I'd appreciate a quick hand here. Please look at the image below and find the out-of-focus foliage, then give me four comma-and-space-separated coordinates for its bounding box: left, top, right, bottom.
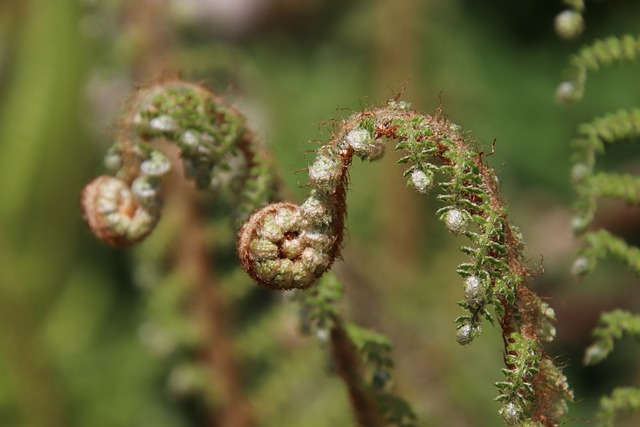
559, 2, 640, 424
1, 0, 640, 426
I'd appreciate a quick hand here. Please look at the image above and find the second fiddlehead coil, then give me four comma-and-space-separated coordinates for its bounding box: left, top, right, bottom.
81, 80, 278, 246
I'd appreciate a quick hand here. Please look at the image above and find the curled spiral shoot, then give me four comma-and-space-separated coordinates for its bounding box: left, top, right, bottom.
238, 126, 384, 290
81, 175, 162, 246
81, 80, 277, 246
237, 99, 572, 424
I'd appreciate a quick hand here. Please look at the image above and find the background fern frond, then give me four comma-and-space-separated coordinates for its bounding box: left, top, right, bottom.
557, 35, 640, 104
597, 387, 640, 427
560, 5, 640, 425
584, 309, 640, 365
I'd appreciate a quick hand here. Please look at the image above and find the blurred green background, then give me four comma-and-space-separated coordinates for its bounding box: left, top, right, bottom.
1, 0, 639, 426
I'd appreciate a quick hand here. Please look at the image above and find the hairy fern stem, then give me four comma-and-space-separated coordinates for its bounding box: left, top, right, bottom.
238, 100, 572, 425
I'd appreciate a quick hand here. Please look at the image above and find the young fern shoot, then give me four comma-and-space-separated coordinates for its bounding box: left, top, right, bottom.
238, 100, 573, 425
80, 81, 282, 426
81, 80, 278, 246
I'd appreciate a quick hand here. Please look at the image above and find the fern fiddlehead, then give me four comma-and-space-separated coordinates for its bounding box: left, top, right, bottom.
80, 80, 282, 426
238, 124, 386, 290
81, 80, 278, 246
238, 100, 572, 425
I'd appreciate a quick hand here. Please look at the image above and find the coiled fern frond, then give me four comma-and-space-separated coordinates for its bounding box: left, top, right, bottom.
238, 100, 573, 426
81, 80, 278, 246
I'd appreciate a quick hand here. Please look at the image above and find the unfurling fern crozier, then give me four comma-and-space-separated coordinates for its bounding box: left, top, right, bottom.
237, 99, 573, 426
81, 81, 278, 247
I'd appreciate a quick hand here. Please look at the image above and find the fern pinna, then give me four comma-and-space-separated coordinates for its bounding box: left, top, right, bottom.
557, 5, 640, 425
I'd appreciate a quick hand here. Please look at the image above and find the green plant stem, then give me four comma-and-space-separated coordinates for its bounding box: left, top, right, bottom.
329, 319, 384, 427
297, 274, 416, 426
172, 179, 255, 427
